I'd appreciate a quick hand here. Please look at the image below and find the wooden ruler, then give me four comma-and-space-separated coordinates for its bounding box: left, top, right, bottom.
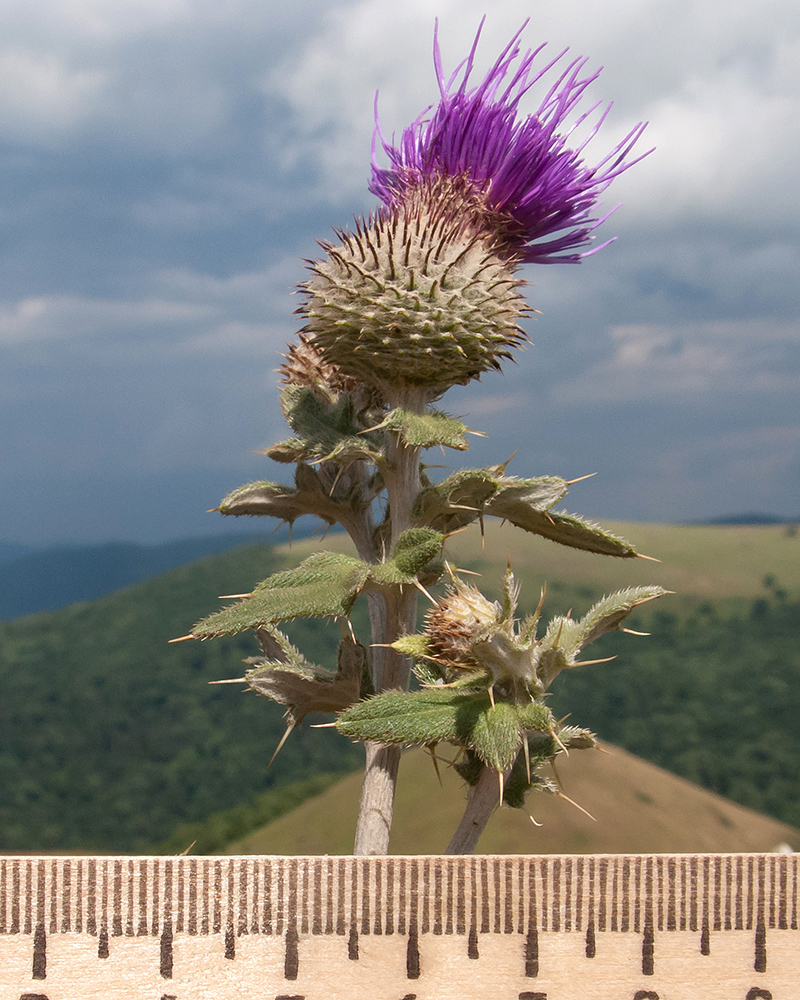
0, 854, 794, 999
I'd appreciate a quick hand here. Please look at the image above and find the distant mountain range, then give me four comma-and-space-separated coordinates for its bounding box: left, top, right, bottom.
0, 526, 319, 620
696, 513, 798, 526
0, 512, 795, 621
1, 522, 797, 854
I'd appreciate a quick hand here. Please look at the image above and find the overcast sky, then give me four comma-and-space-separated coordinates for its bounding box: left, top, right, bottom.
2, 0, 798, 545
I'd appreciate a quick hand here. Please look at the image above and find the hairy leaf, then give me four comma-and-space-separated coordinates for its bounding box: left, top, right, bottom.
376, 407, 470, 450
415, 469, 568, 535
265, 384, 381, 465
336, 688, 557, 771
246, 638, 365, 724
512, 509, 640, 557
189, 552, 371, 638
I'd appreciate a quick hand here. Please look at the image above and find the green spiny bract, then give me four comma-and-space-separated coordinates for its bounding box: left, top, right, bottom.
300, 186, 528, 398
335, 568, 662, 802
245, 634, 367, 727
396, 569, 667, 700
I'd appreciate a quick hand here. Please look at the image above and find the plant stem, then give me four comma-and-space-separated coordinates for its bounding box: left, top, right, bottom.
353, 743, 401, 854
352, 392, 424, 854
445, 764, 505, 854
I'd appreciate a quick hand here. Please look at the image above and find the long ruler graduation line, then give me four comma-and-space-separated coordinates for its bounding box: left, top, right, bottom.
1, 854, 796, 999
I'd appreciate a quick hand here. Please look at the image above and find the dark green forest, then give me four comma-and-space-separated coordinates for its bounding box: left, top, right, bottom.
549, 586, 800, 827
1, 539, 798, 852
0, 543, 363, 852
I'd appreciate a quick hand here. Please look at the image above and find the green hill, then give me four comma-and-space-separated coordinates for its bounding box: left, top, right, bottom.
1, 519, 798, 853
225, 744, 800, 856
0, 541, 362, 853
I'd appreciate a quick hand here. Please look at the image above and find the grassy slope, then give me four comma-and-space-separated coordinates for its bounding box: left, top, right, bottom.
284, 519, 800, 601
228, 745, 800, 856
219, 519, 800, 856
2, 519, 795, 853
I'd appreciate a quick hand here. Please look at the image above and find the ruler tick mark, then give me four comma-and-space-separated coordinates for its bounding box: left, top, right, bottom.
468, 924, 479, 959
585, 920, 595, 958
348, 926, 359, 960
32, 923, 46, 980
700, 917, 710, 955
160, 925, 173, 979
285, 921, 299, 980
754, 916, 767, 973
525, 923, 538, 978
641, 915, 654, 976
406, 926, 420, 979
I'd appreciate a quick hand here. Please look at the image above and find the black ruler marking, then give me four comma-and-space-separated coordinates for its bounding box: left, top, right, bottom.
0, 853, 796, 962
445, 856, 454, 935
360, 858, 371, 936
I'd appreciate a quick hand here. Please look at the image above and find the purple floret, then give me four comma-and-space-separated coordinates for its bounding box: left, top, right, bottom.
370, 19, 650, 264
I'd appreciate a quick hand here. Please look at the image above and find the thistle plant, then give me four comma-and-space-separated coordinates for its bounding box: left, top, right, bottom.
175, 19, 664, 855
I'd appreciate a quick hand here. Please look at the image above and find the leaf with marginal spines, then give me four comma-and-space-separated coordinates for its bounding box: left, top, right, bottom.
265, 384, 382, 465
414, 466, 643, 558
246, 637, 366, 725
336, 687, 555, 772
188, 552, 372, 638
216, 463, 352, 526
535, 584, 668, 688
510, 509, 640, 557
415, 468, 569, 534
183, 529, 445, 640
371, 407, 470, 450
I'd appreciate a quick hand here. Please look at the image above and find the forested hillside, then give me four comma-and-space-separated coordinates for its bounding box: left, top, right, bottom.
0, 542, 362, 852
0, 531, 268, 620
1, 522, 798, 853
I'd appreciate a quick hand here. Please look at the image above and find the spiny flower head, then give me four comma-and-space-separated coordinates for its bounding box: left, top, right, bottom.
300, 199, 528, 398
370, 18, 650, 265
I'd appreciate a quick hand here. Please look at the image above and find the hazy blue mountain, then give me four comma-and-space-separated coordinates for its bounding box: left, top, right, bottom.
697, 513, 796, 525
0, 541, 361, 852
0, 543, 34, 566
0, 532, 272, 619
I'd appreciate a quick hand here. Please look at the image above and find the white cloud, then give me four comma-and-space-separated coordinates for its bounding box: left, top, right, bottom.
0, 49, 105, 139
552, 319, 800, 404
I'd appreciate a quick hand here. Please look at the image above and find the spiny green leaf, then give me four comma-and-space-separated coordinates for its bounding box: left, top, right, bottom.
485, 478, 569, 526
336, 688, 557, 772
578, 586, 667, 645
467, 699, 527, 771
216, 468, 344, 525
391, 527, 445, 576
414, 469, 568, 534
189, 552, 371, 638
376, 407, 470, 450
246, 638, 365, 724
510, 509, 640, 557
267, 384, 381, 465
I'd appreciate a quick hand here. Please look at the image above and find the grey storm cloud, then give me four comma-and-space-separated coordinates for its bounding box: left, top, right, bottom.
1, 0, 798, 543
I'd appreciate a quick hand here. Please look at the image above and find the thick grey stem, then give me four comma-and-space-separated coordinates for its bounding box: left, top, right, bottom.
352, 587, 417, 854
445, 765, 506, 855
352, 743, 402, 854
353, 392, 426, 854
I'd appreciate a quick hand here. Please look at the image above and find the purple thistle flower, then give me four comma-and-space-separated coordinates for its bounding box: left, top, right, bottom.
370, 19, 650, 264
